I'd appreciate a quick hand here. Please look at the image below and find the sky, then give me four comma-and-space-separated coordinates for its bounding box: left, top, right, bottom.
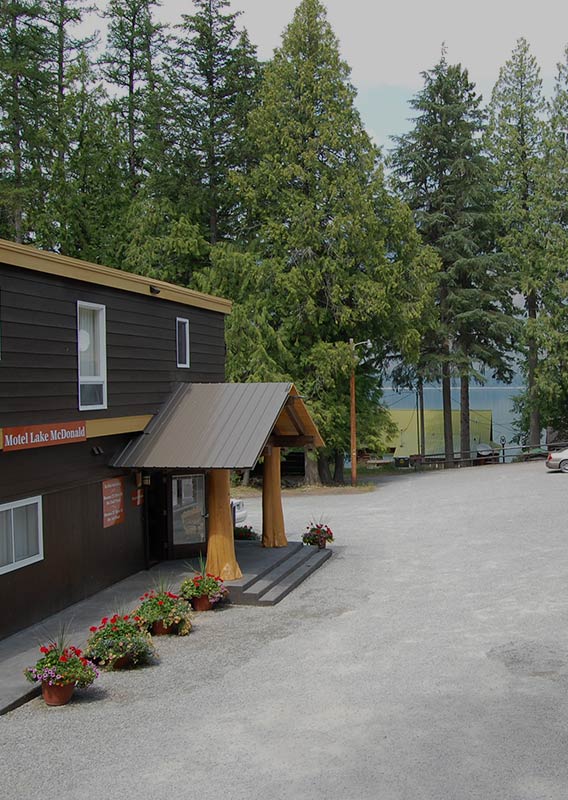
93, 0, 568, 150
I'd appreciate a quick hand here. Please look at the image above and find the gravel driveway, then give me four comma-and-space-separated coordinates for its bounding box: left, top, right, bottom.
3, 460, 568, 800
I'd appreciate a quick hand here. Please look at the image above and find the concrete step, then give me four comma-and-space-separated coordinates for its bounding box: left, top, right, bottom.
229, 541, 305, 593
232, 546, 332, 606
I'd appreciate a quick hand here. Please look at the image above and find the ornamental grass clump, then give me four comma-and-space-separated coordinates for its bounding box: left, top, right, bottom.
302, 521, 334, 547
24, 639, 99, 689
133, 589, 192, 636
85, 613, 155, 669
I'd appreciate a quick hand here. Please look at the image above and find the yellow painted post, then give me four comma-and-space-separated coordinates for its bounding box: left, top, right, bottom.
262, 446, 288, 548
205, 469, 243, 581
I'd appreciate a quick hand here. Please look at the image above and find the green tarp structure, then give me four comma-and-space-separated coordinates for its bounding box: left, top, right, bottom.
385, 409, 494, 458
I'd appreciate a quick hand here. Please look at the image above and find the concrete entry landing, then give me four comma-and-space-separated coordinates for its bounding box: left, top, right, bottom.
227, 541, 331, 605
0, 540, 331, 715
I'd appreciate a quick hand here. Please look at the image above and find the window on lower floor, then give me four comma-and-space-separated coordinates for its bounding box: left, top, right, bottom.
0, 496, 43, 575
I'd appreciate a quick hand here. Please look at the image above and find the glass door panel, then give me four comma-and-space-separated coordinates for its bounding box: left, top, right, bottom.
172, 475, 206, 548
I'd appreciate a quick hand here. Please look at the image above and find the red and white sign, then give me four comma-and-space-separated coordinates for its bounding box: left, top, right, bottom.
102, 478, 125, 528
2, 421, 87, 452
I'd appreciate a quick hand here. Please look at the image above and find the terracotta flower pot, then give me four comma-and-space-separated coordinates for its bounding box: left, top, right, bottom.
191, 595, 213, 612
112, 654, 134, 670
41, 682, 75, 706
151, 620, 177, 636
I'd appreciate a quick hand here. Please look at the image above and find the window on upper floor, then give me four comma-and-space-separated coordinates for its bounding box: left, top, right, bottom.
0, 496, 43, 575
176, 317, 190, 368
77, 301, 107, 410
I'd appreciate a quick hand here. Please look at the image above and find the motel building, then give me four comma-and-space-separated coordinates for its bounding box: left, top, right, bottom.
0, 239, 323, 640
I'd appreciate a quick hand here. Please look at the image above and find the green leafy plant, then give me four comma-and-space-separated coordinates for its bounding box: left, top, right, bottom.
180, 557, 229, 605
302, 521, 334, 547
233, 524, 260, 541
133, 589, 192, 636
85, 613, 155, 668
24, 637, 99, 688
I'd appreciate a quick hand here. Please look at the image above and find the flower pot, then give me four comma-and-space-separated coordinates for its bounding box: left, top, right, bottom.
317, 540, 326, 549
191, 595, 213, 612
111, 654, 134, 670
41, 682, 75, 706
151, 620, 177, 636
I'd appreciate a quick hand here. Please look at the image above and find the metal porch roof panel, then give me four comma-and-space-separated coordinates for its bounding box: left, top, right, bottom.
112, 382, 307, 470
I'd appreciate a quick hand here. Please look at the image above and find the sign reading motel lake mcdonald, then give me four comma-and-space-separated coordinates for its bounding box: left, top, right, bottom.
2, 421, 87, 452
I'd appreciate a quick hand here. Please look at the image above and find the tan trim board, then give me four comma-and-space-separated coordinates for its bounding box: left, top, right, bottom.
0, 415, 153, 451
85, 415, 153, 438
0, 238, 231, 315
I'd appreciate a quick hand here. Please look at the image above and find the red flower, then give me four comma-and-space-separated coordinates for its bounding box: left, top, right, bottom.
158, 600, 163, 606
59, 655, 67, 663
134, 615, 140, 622
40, 646, 49, 654
101, 617, 108, 625
80, 658, 88, 666
110, 614, 118, 623
89, 626, 97, 632
123, 615, 129, 621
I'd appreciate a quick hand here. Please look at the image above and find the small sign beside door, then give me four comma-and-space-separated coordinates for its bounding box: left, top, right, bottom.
131, 488, 144, 507
102, 478, 125, 528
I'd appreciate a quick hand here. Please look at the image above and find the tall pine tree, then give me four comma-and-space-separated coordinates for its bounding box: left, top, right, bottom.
487, 37, 546, 447
391, 53, 515, 462
199, 0, 434, 479
170, 0, 261, 244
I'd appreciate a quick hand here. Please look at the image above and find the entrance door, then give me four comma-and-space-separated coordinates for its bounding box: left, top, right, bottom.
170, 474, 207, 558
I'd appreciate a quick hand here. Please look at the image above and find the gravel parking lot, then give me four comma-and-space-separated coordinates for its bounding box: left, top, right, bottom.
3, 460, 568, 800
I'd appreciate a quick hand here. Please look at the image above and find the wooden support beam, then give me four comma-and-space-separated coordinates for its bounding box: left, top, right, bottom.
205, 469, 243, 581
269, 435, 314, 447
283, 400, 304, 434
262, 446, 287, 548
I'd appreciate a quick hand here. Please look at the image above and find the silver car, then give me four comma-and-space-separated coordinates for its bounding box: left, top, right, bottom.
546, 448, 568, 472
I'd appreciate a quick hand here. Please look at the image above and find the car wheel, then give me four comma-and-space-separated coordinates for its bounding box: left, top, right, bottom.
560, 461, 568, 473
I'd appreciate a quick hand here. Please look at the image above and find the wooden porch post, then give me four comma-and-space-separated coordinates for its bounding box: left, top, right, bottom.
205, 469, 242, 581
262, 446, 287, 548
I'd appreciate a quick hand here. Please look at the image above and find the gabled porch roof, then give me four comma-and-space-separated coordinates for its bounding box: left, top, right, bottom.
112, 382, 324, 471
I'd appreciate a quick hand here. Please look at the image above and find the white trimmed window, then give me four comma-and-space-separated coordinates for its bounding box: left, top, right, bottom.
0, 496, 43, 575
176, 317, 190, 368
77, 301, 107, 410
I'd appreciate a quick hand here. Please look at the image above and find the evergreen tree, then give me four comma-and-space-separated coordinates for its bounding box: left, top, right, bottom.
487, 37, 546, 447
170, 0, 262, 245
199, 0, 434, 479
0, 0, 54, 241
528, 46, 568, 435
100, 0, 167, 195
48, 54, 130, 263
391, 53, 516, 462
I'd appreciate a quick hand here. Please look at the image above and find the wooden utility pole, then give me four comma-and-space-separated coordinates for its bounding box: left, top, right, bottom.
350, 339, 357, 487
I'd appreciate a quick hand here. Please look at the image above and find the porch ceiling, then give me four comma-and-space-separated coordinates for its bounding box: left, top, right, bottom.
112, 382, 324, 471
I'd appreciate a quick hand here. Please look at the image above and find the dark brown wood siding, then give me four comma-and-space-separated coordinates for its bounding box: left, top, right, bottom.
0, 436, 145, 639
0, 263, 226, 426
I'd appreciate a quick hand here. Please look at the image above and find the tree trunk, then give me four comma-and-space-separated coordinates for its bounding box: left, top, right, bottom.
442, 359, 454, 464
333, 450, 345, 484
304, 449, 320, 485
460, 374, 470, 463
317, 452, 333, 484
241, 468, 250, 487
526, 290, 541, 447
